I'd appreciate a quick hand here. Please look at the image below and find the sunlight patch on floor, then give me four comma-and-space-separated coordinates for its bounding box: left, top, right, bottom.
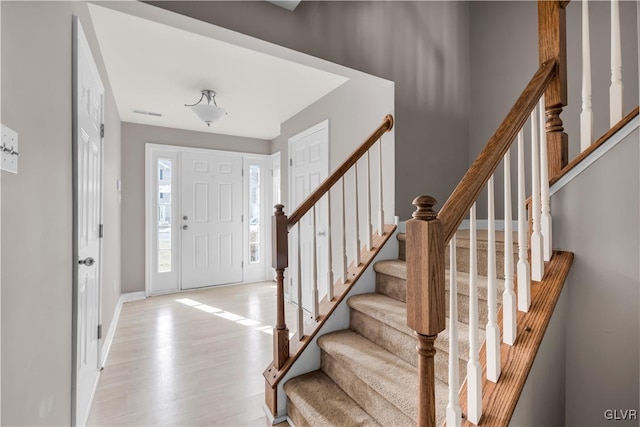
175, 297, 282, 336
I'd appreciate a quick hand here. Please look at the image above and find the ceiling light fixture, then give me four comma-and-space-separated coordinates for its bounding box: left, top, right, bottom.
185, 89, 226, 126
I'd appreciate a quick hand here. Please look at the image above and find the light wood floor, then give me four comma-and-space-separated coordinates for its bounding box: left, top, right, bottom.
88, 282, 295, 426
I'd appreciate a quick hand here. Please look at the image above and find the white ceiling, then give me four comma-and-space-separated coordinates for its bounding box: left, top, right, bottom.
88, 4, 348, 140
267, 1, 302, 11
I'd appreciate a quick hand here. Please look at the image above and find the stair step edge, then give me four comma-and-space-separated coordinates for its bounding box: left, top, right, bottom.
348, 293, 486, 360
318, 329, 450, 422
284, 370, 381, 427
374, 260, 505, 295
318, 330, 419, 420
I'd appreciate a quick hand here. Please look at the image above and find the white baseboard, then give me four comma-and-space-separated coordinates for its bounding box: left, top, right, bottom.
262, 403, 289, 426
101, 291, 146, 368
121, 291, 146, 303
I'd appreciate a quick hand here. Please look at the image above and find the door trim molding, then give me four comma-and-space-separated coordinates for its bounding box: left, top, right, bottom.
145, 143, 271, 296
72, 16, 105, 427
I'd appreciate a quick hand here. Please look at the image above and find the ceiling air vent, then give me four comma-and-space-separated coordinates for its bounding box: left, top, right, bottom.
132, 109, 162, 117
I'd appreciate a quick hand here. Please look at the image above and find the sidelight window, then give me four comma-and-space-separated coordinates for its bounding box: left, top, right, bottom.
249, 164, 260, 263
158, 159, 172, 273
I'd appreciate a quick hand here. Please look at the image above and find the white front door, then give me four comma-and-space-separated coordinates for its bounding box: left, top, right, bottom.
181, 151, 243, 289
73, 17, 103, 426
289, 121, 329, 311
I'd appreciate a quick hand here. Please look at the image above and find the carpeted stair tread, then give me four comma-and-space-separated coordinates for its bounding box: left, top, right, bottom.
374, 259, 407, 280
347, 293, 484, 362
284, 371, 381, 427
318, 330, 448, 424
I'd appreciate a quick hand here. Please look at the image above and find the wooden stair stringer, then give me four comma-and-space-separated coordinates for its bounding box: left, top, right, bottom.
455, 250, 574, 427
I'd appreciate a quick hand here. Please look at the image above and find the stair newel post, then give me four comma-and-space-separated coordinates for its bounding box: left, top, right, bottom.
406, 196, 445, 427
538, 0, 569, 178
272, 204, 290, 370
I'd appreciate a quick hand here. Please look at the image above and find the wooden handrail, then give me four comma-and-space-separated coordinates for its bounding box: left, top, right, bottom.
287, 114, 394, 228
438, 60, 556, 243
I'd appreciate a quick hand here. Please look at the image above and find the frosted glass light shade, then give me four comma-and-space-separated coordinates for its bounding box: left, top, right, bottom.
191, 104, 226, 126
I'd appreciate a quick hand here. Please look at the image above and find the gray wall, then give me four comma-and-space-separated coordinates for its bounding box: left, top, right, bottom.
551, 127, 639, 427
271, 75, 394, 288
271, 77, 394, 218
511, 284, 568, 427
469, 1, 639, 218
147, 0, 471, 220
1, 2, 121, 425
120, 122, 270, 293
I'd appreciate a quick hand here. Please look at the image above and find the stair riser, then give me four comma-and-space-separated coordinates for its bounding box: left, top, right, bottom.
446, 246, 516, 280
376, 273, 493, 326
350, 309, 466, 385
286, 398, 311, 427
398, 237, 517, 280
376, 273, 406, 302
447, 290, 489, 327
321, 351, 414, 426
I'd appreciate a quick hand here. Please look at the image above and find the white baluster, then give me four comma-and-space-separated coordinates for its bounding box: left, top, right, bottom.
341, 177, 349, 284
502, 151, 517, 346
296, 222, 304, 340
610, 0, 623, 125
517, 130, 531, 312
377, 139, 385, 235
326, 192, 334, 301
531, 109, 545, 282
446, 233, 462, 427
312, 205, 319, 320
354, 164, 361, 266
467, 204, 482, 425
581, 0, 593, 151
486, 176, 501, 383
539, 98, 553, 262
365, 151, 373, 251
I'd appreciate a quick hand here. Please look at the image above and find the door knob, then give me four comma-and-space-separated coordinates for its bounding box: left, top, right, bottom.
183, 225, 189, 230
317, 231, 326, 236
183, 216, 188, 220
78, 257, 95, 267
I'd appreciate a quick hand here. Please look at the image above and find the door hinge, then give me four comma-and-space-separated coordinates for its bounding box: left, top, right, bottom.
242, 169, 244, 177
241, 261, 244, 268
241, 214, 244, 223
100, 124, 105, 138
289, 158, 293, 166
99, 223, 104, 238
97, 324, 103, 340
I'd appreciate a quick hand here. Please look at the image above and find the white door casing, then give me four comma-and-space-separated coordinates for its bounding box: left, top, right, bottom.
73, 17, 104, 427
288, 120, 329, 312
181, 151, 243, 289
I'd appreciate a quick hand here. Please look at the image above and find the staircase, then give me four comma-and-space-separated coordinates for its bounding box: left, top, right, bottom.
284, 232, 516, 426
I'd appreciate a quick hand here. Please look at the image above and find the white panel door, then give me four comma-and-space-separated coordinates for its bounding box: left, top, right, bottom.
181, 152, 243, 289
74, 17, 103, 426
289, 121, 329, 311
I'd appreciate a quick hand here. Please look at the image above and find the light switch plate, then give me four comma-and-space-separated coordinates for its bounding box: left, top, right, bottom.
1, 125, 19, 174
